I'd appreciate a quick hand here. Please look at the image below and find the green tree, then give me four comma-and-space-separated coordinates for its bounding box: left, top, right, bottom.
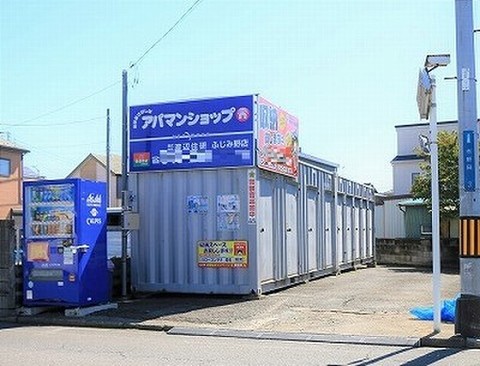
410, 130, 459, 219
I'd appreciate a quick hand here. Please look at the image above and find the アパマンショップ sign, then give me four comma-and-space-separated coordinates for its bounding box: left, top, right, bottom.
129, 95, 254, 172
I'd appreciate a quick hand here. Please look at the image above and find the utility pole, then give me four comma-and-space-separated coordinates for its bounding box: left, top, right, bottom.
121, 70, 129, 298
454, 0, 480, 339
106, 108, 110, 208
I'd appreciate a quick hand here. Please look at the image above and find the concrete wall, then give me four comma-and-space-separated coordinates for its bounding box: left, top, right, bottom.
376, 238, 459, 269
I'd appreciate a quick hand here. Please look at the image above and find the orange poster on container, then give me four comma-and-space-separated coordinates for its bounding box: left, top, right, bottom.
27, 242, 50, 262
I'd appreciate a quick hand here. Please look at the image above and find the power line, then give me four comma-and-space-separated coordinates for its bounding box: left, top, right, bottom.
129, 0, 203, 69
18, 80, 121, 125
2, 116, 104, 127
12, 138, 74, 165
9, 1, 202, 130
15, 137, 106, 149
37, 140, 106, 148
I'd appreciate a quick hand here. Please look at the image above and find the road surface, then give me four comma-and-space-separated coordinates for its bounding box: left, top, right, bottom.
1, 323, 478, 366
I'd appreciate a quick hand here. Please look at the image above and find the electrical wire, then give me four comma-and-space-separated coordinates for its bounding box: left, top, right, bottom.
2, 116, 104, 127
8, 0, 203, 130
14, 136, 111, 172
12, 138, 75, 165
40, 141, 106, 148
129, 0, 203, 69
18, 80, 121, 125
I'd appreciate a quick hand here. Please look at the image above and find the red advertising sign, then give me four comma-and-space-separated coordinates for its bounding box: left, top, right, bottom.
257, 97, 299, 179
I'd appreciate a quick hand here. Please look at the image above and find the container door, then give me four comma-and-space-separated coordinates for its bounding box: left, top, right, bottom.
307, 189, 318, 272
353, 200, 361, 261
344, 198, 352, 264
285, 183, 298, 277
272, 180, 285, 281
360, 204, 367, 259
258, 176, 274, 282
336, 199, 344, 266
366, 206, 373, 258
324, 194, 333, 268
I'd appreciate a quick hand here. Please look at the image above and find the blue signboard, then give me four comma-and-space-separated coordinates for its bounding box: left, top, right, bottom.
463, 130, 476, 192
129, 95, 254, 172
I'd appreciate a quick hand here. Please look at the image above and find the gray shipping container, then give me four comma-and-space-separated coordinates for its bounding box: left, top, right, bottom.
130, 153, 375, 295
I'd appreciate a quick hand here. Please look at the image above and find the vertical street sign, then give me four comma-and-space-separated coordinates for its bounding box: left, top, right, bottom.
462, 130, 476, 192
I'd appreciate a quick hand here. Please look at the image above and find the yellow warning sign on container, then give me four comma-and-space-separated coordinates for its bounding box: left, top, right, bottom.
197, 240, 248, 268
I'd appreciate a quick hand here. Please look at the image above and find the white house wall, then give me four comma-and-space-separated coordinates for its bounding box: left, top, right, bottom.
396, 122, 457, 156
392, 121, 457, 196
375, 198, 405, 239
393, 160, 423, 196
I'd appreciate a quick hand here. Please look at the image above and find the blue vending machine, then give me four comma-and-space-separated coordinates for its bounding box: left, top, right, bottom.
23, 179, 110, 307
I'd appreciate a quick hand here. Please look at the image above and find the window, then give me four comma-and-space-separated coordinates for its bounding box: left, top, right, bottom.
0, 158, 11, 177
411, 172, 420, 185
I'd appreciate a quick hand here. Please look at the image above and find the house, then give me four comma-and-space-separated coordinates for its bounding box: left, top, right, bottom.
375, 120, 463, 268
23, 166, 46, 182
391, 120, 457, 195
376, 120, 459, 240
0, 137, 29, 219
66, 153, 122, 207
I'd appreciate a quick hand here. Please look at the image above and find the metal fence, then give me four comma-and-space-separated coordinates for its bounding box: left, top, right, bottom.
0, 220, 17, 314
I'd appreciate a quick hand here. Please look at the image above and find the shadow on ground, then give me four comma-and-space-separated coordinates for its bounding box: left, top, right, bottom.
384, 266, 459, 275
89, 292, 256, 324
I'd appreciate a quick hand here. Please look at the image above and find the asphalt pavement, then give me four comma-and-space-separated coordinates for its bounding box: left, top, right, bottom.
2, 265, 479, 349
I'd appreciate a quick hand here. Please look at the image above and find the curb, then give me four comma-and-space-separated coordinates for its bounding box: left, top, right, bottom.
0, 315, 170, 332
420, 335, 480, 349
167, 326, 421, 347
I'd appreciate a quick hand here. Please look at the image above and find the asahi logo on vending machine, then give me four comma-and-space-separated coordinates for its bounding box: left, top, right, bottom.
86, 193, 102, 207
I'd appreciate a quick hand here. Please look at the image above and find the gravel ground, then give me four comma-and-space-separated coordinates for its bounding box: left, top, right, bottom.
85, 265, 460, 338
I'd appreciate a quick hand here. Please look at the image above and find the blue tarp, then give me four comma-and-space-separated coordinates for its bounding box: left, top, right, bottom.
410, 296, 458, 323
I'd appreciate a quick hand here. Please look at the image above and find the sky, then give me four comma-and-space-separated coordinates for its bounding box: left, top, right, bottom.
1, 0, 479, 192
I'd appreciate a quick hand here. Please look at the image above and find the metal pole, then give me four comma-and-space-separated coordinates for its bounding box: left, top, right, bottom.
454, 0, 480, 338
121, 70, 128, 298
106, 109, 110, 208
429, 76, 441, 333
